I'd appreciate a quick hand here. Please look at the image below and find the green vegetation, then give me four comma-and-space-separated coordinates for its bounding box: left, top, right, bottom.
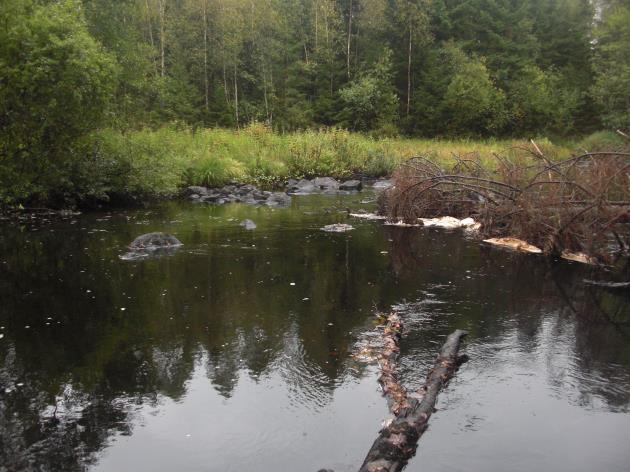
1, 0, 629, 206
66, 123, 583, 204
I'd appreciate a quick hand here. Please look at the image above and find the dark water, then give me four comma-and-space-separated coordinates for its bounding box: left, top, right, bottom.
0, 191, 629, 472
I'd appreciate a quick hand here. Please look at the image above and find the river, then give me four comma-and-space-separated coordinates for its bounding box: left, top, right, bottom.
0, 189, 628, 471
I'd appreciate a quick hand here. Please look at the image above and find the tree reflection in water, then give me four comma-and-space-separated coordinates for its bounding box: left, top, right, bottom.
0, 198, 628, 470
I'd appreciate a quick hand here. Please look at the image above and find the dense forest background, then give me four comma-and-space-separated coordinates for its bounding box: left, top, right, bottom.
1, 0, 629, 204
3, 0, 630, 136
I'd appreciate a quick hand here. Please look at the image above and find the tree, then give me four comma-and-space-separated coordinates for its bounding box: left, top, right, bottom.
393, 0, 431, 120
443, 50, 507, 135
338, 48, 399, 132
0, 0, 117, 203
591, 2, 630, 129
509, 65, 581, 134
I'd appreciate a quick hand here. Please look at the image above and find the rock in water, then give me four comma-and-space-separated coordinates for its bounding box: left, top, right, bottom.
339, 179, 362, 191
313, 177, 339, 190
128, 232, 183, 250
372, 179, 393, 190
240, 219, 257, 230
265, 192, 291, 207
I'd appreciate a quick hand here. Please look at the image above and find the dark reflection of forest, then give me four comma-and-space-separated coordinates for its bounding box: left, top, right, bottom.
0, 199, 628, 470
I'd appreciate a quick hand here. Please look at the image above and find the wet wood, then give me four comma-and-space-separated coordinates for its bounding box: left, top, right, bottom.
359, 329, 468, 472
376, 313, 408, 415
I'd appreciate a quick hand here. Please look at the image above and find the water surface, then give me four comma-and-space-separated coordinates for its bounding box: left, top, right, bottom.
0, 191, 628, 471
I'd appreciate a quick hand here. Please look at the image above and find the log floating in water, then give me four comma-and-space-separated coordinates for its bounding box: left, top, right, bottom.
359, 329, 468, 472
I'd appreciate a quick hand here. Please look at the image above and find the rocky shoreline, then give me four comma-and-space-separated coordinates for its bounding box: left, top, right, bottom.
183, 177, 388, 207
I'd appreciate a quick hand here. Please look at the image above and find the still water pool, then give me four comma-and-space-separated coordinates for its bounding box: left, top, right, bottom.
0, 191, 628, 471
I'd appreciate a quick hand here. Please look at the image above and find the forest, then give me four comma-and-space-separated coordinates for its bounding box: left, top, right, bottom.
1, 0, 629, 205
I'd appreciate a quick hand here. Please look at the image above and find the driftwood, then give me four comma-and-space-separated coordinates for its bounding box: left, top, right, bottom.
359, 329, 468, 472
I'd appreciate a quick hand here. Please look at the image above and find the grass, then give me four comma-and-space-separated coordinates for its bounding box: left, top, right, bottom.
75, 122, 590, 204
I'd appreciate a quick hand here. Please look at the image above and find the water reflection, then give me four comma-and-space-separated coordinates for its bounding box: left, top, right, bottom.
0, 195, 628, 471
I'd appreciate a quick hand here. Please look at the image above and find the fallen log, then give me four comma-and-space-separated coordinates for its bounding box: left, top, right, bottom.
359, 329, 468, 472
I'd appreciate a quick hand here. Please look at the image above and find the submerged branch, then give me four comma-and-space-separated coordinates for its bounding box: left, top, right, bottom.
359, 327, 468, 472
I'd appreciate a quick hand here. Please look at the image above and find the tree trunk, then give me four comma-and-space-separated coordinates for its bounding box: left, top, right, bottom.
144, 0, 158, 75
223, 60, 230, 106
406, 23, 412, 117
359, 329, 468, 472
157, 0, 166, 77
203, 0, 209, 111
233, 64, 239, 127
347, 0, 353, 79
315, 2, 319, 50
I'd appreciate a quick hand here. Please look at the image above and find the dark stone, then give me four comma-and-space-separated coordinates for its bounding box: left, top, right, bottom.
187, 183, 293, 207
184, 186, 209, 197
372, 179, 393, 190
265, 192, 291, 207
339, 179, 362, 190
287, 179, 317, 194
312, 177, 339, 189
128, 232, 183, 250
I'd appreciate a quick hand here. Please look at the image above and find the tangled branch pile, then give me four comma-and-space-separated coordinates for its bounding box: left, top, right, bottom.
380, 146, 630, 263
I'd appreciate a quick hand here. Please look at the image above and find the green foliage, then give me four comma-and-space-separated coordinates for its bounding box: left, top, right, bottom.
0, 0, 117, 204
443, 54, 507, 136
65, 125, 573, 203
591, 4, 630, 130
338, 49, 399, 132
0, 0, 621, 205
509, 65, 581, 134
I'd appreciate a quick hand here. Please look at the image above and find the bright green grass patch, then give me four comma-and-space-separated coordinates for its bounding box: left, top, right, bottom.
76, 123, 578, 200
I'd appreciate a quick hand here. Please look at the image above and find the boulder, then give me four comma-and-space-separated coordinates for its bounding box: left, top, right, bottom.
240, 219, 257, 230
184, 186, 209, 197
339, 179, 362, 191
128, 232, 183, 250
288, 179, 317, 194
265, 192, 292, 207
372, 179, 393, 190
313, 177, 339, 190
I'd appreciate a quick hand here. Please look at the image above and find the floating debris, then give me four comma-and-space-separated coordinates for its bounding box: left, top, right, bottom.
321, 223, 354, 232
420, 216, 473, 229
483, 237, 543, 254
383, 220, 422, 227
561, 251, 597, 265
349, 212, 387, 220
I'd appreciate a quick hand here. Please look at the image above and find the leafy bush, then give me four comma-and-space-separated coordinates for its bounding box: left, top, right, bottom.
0, 0, 117, 204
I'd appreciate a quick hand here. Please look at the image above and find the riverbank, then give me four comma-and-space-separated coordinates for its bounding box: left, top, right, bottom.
0, 124, 580, 208
1, 125, 626, 210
